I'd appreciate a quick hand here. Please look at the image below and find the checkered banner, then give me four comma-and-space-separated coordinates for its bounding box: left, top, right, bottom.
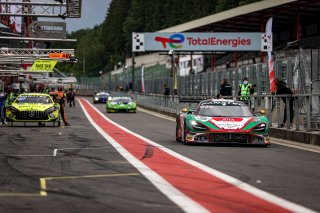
132, 32, 272, 52
132, 33, 145, 52
261, 33, 272, 52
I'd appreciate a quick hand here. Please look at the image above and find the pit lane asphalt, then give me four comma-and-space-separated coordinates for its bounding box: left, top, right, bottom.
90, 98, 320, 212
0, 100, 182, 213
1, 97, 320, 213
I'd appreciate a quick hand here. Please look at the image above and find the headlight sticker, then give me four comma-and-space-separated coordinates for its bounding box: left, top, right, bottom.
194, 116, 210, 122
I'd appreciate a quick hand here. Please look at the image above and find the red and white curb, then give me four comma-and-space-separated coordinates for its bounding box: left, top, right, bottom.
79, 98, 316, 213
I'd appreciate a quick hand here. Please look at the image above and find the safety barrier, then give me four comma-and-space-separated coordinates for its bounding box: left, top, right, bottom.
98, 91, 320, 132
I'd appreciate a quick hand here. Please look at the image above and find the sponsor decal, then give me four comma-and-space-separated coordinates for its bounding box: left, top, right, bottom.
155, 33, 185, 49
134, 32, 266, 52
187, 37, 251, 47
210, 117, 251, 130
194, 116, 210, 122
155, 34, 252, 49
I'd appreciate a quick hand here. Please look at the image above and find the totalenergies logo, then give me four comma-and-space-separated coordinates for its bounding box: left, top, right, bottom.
155, 33, 185, 49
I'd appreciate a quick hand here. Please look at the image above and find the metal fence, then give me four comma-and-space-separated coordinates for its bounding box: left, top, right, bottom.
75, 50, 320, 130
76, 50, 318, 97
105, 91, 320, 131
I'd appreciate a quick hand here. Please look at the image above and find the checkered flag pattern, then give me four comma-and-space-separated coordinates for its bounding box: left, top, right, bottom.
132, 33, 145, 52
261, 33, 272, 52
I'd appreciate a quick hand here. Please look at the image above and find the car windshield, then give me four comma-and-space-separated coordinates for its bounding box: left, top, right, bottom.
112, 98, 131, 103
197, 104, 252, 117
15, 95, 53, 104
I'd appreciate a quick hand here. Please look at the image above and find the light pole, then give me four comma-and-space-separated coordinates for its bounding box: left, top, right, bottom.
99, 70, 103, 90
169, 50, 177, 95
83, 47, 86, 76
124, 65, 128, 90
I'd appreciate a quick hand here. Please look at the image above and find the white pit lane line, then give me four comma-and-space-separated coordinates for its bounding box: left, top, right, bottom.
137, 107, 320, 154
79, 99, 209, 213
79, 99, 316, 213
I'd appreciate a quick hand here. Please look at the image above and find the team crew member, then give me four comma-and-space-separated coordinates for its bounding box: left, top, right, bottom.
238, 77, 254, 105
276, 79, 295, 127
0, 89, 5, 125
219, 79, 232, 99
67, 88, 76, 107
54, 86, 70, 126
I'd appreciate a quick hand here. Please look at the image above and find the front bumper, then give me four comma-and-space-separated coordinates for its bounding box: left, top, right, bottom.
6, 110, 60, 122
185, 132, 270, 145
107, 106, 136, 113
94, 99, 108, 103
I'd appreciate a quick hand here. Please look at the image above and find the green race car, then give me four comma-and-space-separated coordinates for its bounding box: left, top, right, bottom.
6, 93, 60, 126
106, 97, 137, 113
176, 99, 270, 146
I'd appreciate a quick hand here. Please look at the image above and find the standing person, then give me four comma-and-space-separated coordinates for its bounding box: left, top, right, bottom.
54, 86, 70, 126
66, 89, 71, 106
238, 77, 254, 105
276, 79, 294, 127
69, 88, 76, 107
219, 79, 233, 99
4, 87, 14, 124
0, 89, 5, 125
163, 84, 170, 95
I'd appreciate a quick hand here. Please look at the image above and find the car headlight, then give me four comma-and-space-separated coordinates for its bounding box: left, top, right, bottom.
190, 120, 208, 131
45, 106, 58, 114
253, 123, 267, 132
94, 97, 99, 101
9, 106, 18, 115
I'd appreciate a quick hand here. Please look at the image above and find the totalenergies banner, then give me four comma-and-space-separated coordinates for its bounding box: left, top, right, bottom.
133, 32, 270, 52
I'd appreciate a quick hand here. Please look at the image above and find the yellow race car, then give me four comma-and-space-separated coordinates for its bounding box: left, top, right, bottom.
5, 93, 60, 126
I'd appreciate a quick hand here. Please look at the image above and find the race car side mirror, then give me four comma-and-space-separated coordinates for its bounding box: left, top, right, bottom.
182, 108, 188, 113
260, 109, 266, 114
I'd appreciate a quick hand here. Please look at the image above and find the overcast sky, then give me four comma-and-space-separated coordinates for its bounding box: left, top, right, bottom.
38, 0, 111, 32
65, 0, 111, 32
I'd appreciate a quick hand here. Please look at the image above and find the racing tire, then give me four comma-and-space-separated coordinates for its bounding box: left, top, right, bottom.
182, 121, 189, 145
175, 123, 181, 143
176, 121, 188, 144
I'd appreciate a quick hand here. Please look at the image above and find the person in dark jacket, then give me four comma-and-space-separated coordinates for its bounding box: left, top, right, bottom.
220, 79, 232, 99
163, 84, 170, 95
276, 79, 294, 127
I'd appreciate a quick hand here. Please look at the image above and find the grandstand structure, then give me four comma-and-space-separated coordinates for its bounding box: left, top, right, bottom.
104, 0, 320, 95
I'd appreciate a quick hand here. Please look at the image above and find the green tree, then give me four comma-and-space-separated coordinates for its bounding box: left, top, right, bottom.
55, 0, 264, 77
216, 0, 239, 12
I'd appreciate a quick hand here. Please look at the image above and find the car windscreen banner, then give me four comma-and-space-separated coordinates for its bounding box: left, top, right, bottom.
132, 32, 271, 52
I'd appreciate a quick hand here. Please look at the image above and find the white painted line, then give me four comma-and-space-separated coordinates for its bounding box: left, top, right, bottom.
138, 107, 176, 121
52, 147, 112, 157
5, 155, 52, 157
57, 147, 111, 150
78, 99, 210, 213
81, 98, 317, 213
271, 138, 320, 154
139, 106, 320, 154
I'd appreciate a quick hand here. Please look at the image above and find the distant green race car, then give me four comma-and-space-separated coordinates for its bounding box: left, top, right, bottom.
5, 93, 60, 126
106, 97, 136, 113
176, 99, 270, 146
